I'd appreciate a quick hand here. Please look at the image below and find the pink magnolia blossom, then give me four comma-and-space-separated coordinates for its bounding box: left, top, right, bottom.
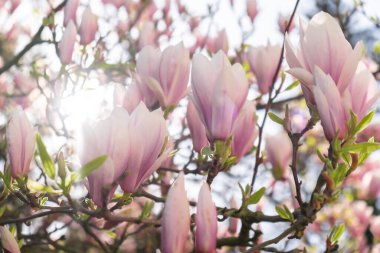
14, 73, 37, 93
163, 0, 171, 17
285, 11, 364, 104
59, 21, 77, 65
7, 106, 35, 178
247, 44, 282, 94
138, 21, 157, 50
161, 172, 190, 253
231, 101, 257, 160
278, 14, 295, 34
186, 100, 208, 152
196, 182, 217, 253
102, 0, 125, 8
344, 64, 380, 121
370, 217, 380, 240
265, 132, 292, 180
360, 171, 380, 199
191, 51, 248, 141
345, 201, 373, 237
79, 8, 98, 45
80, 108, 129, 207
121, 82, 143, 113
0, 226, 20, 253
136, 43, 190, 109
313, 68, 349, 141
119, 102, 170, 193
9, 0, 20, 14
63, 0, 79, 26
357, 123, 380, 142
207, 29, 229, 54
246, 0, 258, 22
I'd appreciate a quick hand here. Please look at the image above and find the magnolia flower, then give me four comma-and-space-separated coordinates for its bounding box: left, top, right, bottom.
9, 0, 21, 14
195, 183, 217, 253
14, 73, 37, 93
278, 14, 295, 34
122, 83, 144, 113
186, 101, 208, 152
138, 21, 157, 50
346, 201, 373, 237
7, 107, 35, 178
0, 226, 20, 253
360, 170, 380, 199
265, 132, 292, 180
370, 217, 380, 240
119, 102, 170, 193
102, 0, 125, 8
231, 101, 257, 160
344, 64, 380, 121
136, 43, 190, 109
79, 8, 98, 45
207, 29, 229, 54
59, 21, 77, 65
313, 68, 349, 141
247, 44, 282, 94
191, 51, 248, 141
63, 0, 79, 26
80, 108, 129, 207
246, 0, 258, 22
161, 173, 190, 253
285, 11, 364, 104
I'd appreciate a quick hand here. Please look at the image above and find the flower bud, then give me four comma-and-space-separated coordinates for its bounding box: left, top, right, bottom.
265, 132, 291, 180
247, 44, 282, 94
79, 8, 98, 45
7, 106, 35, 178
196, 182, 217, 253
246, 0, 258, 22
57, 151, 66, 180
371, 216, 380, 240
161, 172, 190, 253
191, 51, 248, 142
186, 101, 208, 152
59, 21, 77, 65
231, 101, 257, 161
63, 0, 79, 26
0, 226, 20, 253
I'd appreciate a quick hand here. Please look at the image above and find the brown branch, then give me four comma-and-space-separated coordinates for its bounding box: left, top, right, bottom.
250, 0, 302, 192
0, 0, 68, 76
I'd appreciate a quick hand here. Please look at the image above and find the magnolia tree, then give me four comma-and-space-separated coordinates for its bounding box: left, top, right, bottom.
1, 0, 380, 252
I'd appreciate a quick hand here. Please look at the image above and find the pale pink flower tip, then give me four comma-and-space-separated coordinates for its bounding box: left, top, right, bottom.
161, 172, 190, 253
7, 106, 35, 178
195, 182, 218, 253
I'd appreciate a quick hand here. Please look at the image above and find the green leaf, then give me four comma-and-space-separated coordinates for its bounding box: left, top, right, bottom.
78, 155, 108, 179
340, 142, 380, 154
354, 110, 375, 135
40, 196, 48, 206
0, 205, 6, 217
275, 205, 290, 221
140, 201, 154, 219
283, 205, 294, 223
247, 187, 266, 205
285, 80, 300, 91
36, 134, 55, 179
4, 165, 12, 190
268, 112, 284, 125
329, 223, 345, 243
